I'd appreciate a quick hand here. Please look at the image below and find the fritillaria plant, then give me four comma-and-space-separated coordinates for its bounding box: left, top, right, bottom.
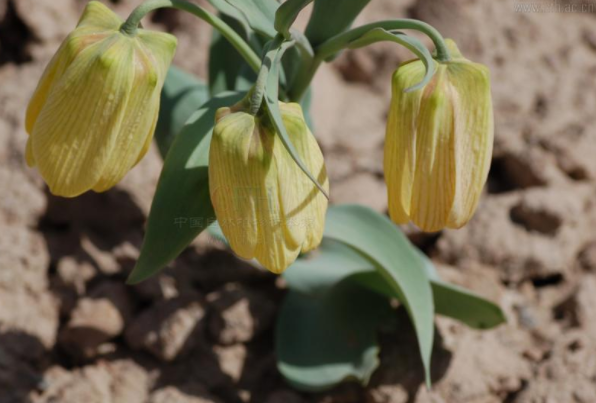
25, 0, 503, 391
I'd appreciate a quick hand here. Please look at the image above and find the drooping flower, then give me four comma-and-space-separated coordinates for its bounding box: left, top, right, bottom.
209, 100, 329, 274
25, 1, 177, 197
384, 39, 493, 232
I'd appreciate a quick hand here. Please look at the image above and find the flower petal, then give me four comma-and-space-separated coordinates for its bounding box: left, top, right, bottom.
30, 34, 134, 197
26, 40, 76, 135
410, 67, 457, 232
209, 112, 261, 260
76, 1, 122, 31
253, 155, 302, 273
384, 60, 427, 224
136, 30, 178, 77
278, 102, 328, 253
91, 43, 161, 192
446, 61, 493, 228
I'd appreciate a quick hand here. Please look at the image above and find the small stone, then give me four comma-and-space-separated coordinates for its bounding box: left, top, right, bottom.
208, 284, 276, 345
213, 344, 246, 382
148, 386, 223, 403
107, 360, 150, 403
59, 281, 133, 358
125, 293, 207, 361
0, 287, 58, 359
59, 299, 124, 359
578, 242, 596, 271
56, 256, 96, 296
33, 360, 148, 403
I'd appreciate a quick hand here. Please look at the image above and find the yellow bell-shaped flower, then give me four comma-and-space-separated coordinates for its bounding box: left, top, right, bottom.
384, 39, 493, 232
209, 101, 329, 274
25, 1, 177, 197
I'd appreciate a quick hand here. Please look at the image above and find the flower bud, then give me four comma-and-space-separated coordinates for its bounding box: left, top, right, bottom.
384, 39, 493, 232
209, 101, 329, 274
25, 1, 177, 197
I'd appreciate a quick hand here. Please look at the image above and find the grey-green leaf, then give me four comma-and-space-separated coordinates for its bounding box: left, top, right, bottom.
323, 204, 434, 385
416, 251, 507, 329
305, 0, 370, 46
274, 0, 313, 38
284, 239, 371, 296
286, 238, 506, 330
208, 18, 257, 96
206, 0, 252, 35
276, 281, 392, 392
211, 0, 279, 38
128, 92, 246, 284
155, 66, 209, 158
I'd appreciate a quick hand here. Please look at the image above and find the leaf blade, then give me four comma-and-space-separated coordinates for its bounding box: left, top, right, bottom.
305, 0, 371, 47
276, 281, 392, 392
286, 237, 506, 330
213, 0, 280, 38
274, 0, 314, 38
322, 204, 434, 384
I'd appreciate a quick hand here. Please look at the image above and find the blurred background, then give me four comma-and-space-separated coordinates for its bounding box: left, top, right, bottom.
2, 0, 596, 402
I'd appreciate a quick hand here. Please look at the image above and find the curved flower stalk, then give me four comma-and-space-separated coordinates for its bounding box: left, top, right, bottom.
384, 39, 494, 232
209, 100, 329, 274
25, 1, 176, 197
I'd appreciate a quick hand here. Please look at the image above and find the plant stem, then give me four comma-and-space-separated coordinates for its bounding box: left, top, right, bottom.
316, 19, 450, 62
120, 0, 261, 73
249, 35, 285, 115
289, 19, 451, 101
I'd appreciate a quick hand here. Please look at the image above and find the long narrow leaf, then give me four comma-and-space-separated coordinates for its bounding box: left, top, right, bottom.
286, 238, 506, 330
305, 0, 370, 47
275, 0, 314, 38
155, 66, 209, 158
211, 0, 279, 38
323, 204, 434, 385
277, 280, 392, 392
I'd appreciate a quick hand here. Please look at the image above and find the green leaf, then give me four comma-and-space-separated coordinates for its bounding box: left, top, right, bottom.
416, 252, 507, 330
305, 0, 370, 47
276, 280, 393, 392
280, 46, 304, 91
128, 92, 246, 284
347, 28, 435, 92
155, 66, 209, 158
263, 39, 329, 198
206, 0, 252, 35
299, 86, 314, 130
209, 0, 279, 38
323, 204, 434, 385
208, 16, 257, 96
284, 239, 371, 295
274, 0, 313, 38
286, 239, 506, 330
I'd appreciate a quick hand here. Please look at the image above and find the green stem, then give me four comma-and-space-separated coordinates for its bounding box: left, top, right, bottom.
249, 64, 271, 115
289, 19, 451, 101
248, 35, 285, 115
120, 0, 261, 73
316, 19, 450, 63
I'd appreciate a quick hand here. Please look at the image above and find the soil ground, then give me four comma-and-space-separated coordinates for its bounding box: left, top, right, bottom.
2, 0, 596, 402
